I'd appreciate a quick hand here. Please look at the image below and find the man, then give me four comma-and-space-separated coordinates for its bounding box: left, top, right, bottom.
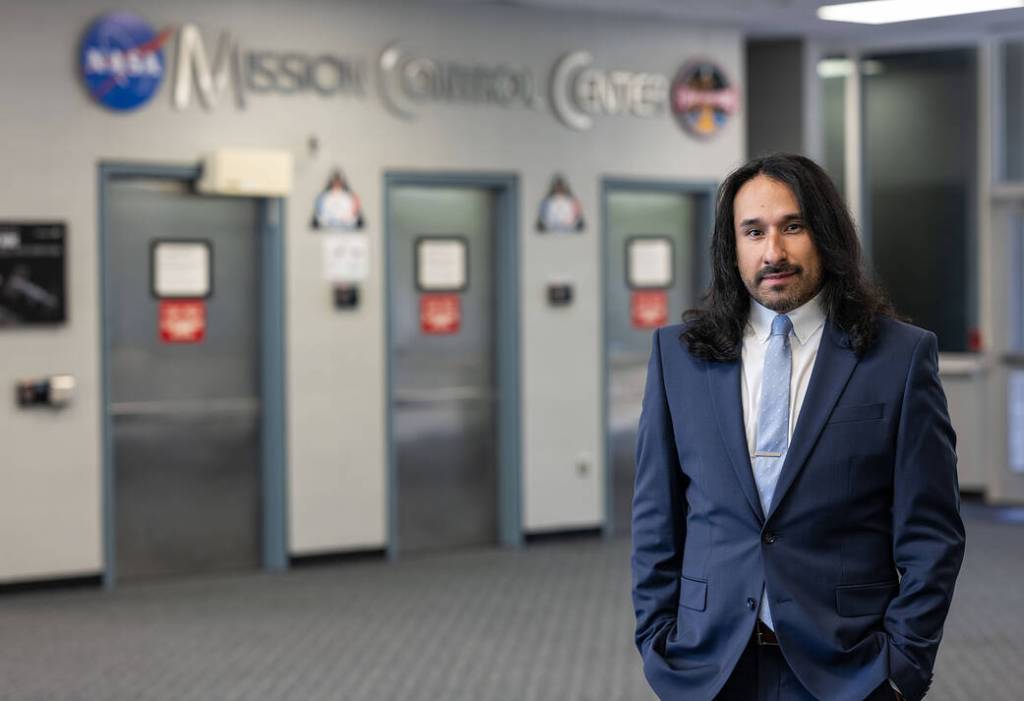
631, 154, 965, 701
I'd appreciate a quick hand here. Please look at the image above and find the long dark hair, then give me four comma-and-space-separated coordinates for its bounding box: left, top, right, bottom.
682, 153, 896, 361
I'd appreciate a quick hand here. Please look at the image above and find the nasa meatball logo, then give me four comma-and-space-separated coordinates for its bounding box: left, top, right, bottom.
80, 12, 172, 112
670, 61, 739, 138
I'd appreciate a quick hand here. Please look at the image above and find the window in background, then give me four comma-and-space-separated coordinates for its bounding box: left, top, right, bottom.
1013, 213, 1024, 351
862, 49, 978, 353
818, 56, 848, 198
1002, 40, 1024, 181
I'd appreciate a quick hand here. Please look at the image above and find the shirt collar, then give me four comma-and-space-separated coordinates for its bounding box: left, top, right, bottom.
747, 289, 826, 345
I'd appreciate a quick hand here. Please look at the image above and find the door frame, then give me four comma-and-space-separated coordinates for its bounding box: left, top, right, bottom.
383, 171, 521, 556
600, 178, 717, 535
98, 162, 288, 587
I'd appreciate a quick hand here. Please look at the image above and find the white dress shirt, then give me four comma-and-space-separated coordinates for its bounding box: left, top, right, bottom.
740, 290, 826, 627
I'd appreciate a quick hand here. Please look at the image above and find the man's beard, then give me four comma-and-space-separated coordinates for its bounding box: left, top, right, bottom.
756, 290, 803, 313
748, 263, 815, 313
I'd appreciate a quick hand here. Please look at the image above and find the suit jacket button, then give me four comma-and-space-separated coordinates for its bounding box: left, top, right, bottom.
746, 598, 756, 610
763, 532, 777, 544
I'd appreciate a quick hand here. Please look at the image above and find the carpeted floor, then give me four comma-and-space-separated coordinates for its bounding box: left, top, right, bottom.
0, 505, 1019, 700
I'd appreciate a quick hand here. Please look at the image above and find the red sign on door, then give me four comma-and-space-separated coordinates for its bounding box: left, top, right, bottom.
159, 300, 206, 343
631, 290, 668, 329
420, 293, 461, 335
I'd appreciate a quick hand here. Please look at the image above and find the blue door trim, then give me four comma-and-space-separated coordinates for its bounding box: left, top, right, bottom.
600, 177, 717, 536
97, 162, 288, 587
383, 171, 522, 557
260, 198, 289, 571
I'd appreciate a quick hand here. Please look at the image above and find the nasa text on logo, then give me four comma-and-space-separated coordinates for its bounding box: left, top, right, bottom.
670, 61, 739, 138
80, 12, 172, 112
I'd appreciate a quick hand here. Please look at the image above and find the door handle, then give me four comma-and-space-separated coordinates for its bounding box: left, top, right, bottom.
109, 397, 262, 417
393, 387, 495, 406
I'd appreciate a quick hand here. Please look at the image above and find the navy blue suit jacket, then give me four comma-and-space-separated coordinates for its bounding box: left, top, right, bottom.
631, 317, 965, 701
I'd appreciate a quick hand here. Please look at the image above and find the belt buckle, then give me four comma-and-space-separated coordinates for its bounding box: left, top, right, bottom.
756, 625, 779, 646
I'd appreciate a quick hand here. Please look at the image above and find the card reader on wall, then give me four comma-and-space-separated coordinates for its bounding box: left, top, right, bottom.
547, 282, 573, 306
16, 374, 75, 408
197, 148, 294, 197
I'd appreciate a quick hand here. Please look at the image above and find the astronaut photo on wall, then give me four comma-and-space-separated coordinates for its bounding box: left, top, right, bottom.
312, 170, 365, 231
537, 174, 585, 233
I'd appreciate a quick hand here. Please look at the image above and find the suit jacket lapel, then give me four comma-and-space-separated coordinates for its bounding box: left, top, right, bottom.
705, 356, 765, 524
765, 319, 859, 522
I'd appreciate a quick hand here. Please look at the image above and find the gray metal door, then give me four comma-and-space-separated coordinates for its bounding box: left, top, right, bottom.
107, 177, 263, 579
606, 189, 698, 536
390, 186, 498, 553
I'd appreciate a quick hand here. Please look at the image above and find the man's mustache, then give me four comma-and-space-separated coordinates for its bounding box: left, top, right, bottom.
756, 264, 801, 284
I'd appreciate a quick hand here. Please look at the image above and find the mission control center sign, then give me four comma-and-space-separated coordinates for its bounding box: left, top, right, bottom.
79, 11, 738, 137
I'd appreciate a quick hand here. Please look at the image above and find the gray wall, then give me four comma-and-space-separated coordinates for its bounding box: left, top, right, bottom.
0, 0, 743, 580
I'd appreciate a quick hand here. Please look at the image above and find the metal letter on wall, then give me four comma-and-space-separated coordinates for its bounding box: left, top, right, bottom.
173, 23, 245, 110
378, 43, 418, 120
551, 51, 594, 131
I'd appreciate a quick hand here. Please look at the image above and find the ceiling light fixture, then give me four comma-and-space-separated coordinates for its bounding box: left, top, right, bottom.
816, 58, 884, 78
818, 0, 1024, 24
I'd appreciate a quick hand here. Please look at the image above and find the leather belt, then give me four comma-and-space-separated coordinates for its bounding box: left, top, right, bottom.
754, 620, 779, 646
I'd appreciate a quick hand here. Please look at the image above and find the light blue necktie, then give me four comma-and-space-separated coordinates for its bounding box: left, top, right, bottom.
753, 313, 793, 629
